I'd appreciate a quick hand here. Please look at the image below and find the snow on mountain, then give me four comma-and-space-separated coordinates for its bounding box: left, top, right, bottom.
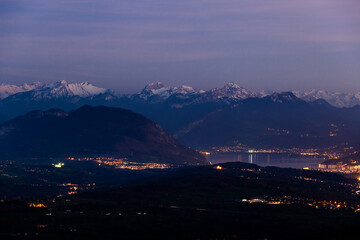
136, 81, 257, 105
139, 82, 172, 100
293, 90, 360, 108
209, 82, 256, 100
193, 82, 256, 104
256, 90, 274, 98
266, 92, 303, 104
138, 82, 202, 100
0, 82, 43, 99
175, 85, 198, 95
11, 80, 110, 100
67, 81, 108, 97
252, 89, 360, 108
3, 80, 360, 108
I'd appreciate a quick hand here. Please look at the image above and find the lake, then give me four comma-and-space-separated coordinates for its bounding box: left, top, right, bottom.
207, 152, 324, 169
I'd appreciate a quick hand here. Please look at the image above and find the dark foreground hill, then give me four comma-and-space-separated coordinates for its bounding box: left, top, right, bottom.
0, 105, 207, 165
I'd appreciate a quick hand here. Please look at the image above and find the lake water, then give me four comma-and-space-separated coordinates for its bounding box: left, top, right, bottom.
207, 152, 324, 169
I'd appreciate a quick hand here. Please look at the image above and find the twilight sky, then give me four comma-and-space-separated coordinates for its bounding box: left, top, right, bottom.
1, 0, 360, 93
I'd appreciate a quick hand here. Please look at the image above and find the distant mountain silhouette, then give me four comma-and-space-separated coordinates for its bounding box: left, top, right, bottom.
176, 92, 360, 148
0, 81, 255, 133
2, 81, 360, 136
0, 105, 207, 165
3, 81, 360, 145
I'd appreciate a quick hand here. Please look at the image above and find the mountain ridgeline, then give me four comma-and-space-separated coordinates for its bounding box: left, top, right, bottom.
176, 92, 360, 148
3, 81, 360, 133
0, 105, 207, 165
1, 81, 360, 150
0, 81, 253, 130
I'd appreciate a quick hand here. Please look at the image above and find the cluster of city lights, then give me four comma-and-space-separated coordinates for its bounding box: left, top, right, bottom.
67, 157, 173, 170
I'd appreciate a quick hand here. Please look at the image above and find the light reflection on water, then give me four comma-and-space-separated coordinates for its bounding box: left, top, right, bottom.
207, 153, 324, 169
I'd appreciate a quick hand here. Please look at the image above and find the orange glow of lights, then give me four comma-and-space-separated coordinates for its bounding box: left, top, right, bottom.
29, 203, 47, 208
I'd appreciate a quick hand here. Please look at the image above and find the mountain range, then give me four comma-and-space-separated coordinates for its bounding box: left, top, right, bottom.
292, 90, 360, 108
0, 81, 265, 130
0, 80, 110, 100
0, 82, 43, 99
2, 80, 360, 108
176, 92, 360, 148
0, 81, 358, 121
1, 80, 360, 150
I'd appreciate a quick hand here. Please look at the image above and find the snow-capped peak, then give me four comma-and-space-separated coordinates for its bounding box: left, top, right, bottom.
67, 81, 108, 97
174, 85, 197, 94
267, 92, 301, 103
0, 82, 43, 99
293, 89, 360, 108
206, 82, 255, 101
257, 90, 274, 98
143, 82, 165, 91
179, 85, 194, 91
223, 82, 242, 90
138, 82, 202, 100
44, 81, 108, 98
139, 82, 171, 100
5, 80, 109, 100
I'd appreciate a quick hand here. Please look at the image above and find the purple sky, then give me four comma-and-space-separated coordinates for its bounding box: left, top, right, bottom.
1, 0, 360, 93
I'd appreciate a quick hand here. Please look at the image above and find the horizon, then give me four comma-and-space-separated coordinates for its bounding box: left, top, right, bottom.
2, 79, 360, 95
